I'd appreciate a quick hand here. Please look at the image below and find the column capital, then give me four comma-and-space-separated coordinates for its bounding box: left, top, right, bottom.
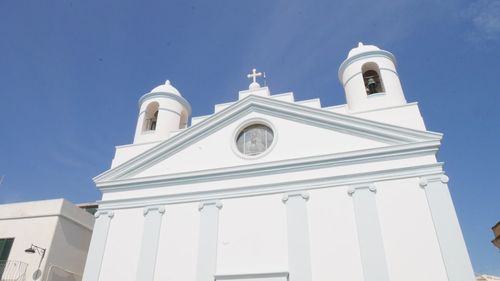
347, 184, 376, 196
143, 206, 166, 216
95, 210, 114, 219
419, 174, 449, 188
419, 178, 429, 188
198, 200, 223, 211
282, 191, 310, 203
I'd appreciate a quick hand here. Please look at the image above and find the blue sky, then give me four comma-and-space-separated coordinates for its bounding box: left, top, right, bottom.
1, 0, 499, 275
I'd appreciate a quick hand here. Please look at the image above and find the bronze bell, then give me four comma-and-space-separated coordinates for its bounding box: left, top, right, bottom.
367, 77, 377, 94
367, 77, 376, 86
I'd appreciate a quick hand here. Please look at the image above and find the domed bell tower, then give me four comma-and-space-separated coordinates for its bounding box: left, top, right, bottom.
338, 43, 406, 112
133, 80, 192, 144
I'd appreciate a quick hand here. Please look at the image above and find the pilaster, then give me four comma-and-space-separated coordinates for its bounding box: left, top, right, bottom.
348, 185, 390, 281
196, 200, 223, 281
419, 175, 475, 281
282, 192, 312, 281
135, 206, 166, 281
81, 210, 114, 281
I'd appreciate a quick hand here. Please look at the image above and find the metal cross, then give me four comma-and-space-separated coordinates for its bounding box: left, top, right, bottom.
247, 68, 262, 84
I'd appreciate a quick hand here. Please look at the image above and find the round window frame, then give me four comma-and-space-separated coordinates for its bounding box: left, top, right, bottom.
231, 118, 277, 160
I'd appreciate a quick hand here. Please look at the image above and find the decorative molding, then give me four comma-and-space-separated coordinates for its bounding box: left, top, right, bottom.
143, 206, 166, 216
347, 187, 356, 196
342, 71, 361, 87
440, 174, 449, 183
348, 184, 376, 196
419, 177, 428, 188
420, 173, 448, 188
214, 272, 289, 280
338, 50, 397, 81
97, 164, 444, 210
95, 210, 114, 219
138, 91, 192, 115
97, 140, 441, 192
198, 200, 223, 211
379, 67, 399, 76
139, 108, 182, 117
159, 107, 182, 116
282, 191, 309, 203
94, 94, 442, 183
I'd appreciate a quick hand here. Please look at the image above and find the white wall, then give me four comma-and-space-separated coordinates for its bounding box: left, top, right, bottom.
154, 202, 200, 281
307, 186, 364, 281
216, 194, 288, 275
375, 178, 448, 281
97, 175, 455, 281
98, 208, 143, 281
132, 112, 388, 179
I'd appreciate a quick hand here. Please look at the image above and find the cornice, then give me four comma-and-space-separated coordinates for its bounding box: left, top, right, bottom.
215, 272, 288, 280
94, 95, 442, 183
96, 163, 444, 210
138, 91, 192, 116
96, 140, 441, 191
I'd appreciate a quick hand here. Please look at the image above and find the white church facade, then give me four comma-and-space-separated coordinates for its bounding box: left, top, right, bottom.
82, 43, 476, 281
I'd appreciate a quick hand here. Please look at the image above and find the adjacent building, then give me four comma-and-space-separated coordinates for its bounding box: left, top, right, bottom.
0, 199, 94, 281
83, 43, 476, 281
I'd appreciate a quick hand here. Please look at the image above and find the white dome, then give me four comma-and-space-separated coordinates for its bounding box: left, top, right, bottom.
347, 42, 381, 58
149, 80, 181, 96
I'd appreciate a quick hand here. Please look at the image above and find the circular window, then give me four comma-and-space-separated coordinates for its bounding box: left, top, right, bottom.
236, 124, 274, 156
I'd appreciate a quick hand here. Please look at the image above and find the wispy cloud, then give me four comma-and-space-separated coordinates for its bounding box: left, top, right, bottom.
463, 0, 500, 41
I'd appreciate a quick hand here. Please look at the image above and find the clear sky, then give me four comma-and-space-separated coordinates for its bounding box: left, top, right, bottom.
1, 0, 499, 275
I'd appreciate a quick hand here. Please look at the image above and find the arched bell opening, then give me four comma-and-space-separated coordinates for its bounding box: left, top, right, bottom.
179, 109, 189, 129
362, 63, 385, 95
142, 102, 159, 132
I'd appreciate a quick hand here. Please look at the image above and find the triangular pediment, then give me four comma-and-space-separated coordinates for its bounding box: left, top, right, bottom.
94, 95, 441, 185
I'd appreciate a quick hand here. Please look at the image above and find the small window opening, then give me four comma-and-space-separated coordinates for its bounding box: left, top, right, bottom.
362, 63, 385, 95
142, 102, 159, 132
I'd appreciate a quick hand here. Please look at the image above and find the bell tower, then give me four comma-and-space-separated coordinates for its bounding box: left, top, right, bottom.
133, 80, 191, 144
338, 43, 406, 112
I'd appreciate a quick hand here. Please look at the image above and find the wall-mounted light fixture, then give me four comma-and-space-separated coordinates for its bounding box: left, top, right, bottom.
25, 244, 46, 268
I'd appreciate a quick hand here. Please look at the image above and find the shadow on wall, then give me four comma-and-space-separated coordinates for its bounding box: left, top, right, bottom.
46, 264, 80, 281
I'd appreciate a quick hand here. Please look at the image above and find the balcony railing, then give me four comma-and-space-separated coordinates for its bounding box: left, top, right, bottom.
0, 260, 28, 281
